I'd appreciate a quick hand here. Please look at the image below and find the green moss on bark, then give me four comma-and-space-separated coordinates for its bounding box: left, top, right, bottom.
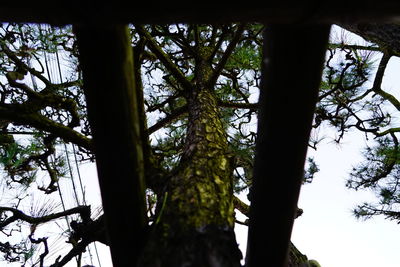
141, 86, 241, 266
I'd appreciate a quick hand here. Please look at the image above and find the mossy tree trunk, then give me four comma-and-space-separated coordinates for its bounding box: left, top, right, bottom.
140, 45, 242, 267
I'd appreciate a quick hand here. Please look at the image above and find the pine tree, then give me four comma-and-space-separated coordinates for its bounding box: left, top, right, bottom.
316, 23, 400, 224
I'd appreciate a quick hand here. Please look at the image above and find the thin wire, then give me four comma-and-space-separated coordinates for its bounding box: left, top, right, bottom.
72, 144, 87, 206
52, 155, 71, 231
64, 144, 80, 205
40, 24, 81, 265
42, 49, 52, 83
53, 29, 101, 267
51, 33, 82, 207
54, 42, 81, 206
23, 26, 74, 264
71, 144, 102, 267
28, 25, 71, 231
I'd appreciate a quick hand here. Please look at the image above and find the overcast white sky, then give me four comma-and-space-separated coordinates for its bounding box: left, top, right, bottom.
289, 27, 400, 267
292, 130, 400, 267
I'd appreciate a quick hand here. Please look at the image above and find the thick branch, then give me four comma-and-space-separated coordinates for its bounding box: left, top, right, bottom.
376, 127, 400, 137
0, 42, 50, 86
221, 70, 252, 104
50, 239, 90, 267
328, 43, 381, 52
340, 23, 400, 56
374, 89, 400, 111
370, 54, 400, 112
0, 104, 92, 150
209, 26, 230, 61
372, 53, 391, 89
55, 79, 82, 89
6, 73, 40, 98
233, 196, 249, 217
354, 53, 400, 116
147, 105, 188, 134
233, 196, 303, 219
208, 24, 246, 87
5, 61, 81, 129
218, 100, 259, 111
146, 93, 182, 113
135, 25, 192, 92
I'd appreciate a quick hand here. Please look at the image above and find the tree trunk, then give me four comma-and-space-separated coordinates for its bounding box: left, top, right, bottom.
140, 53, 242, 266
288, 242, 311, 267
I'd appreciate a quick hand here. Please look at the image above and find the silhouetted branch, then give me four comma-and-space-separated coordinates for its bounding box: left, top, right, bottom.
218, 100, 258, 111
135, 25, 192, 92
209, 24, 246, 87
147, 105, 188, 134
0, 205, 90, 228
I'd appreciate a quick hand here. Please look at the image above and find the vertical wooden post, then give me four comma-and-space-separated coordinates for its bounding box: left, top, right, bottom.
246, 24, 330, 267
74, 25, 146, 266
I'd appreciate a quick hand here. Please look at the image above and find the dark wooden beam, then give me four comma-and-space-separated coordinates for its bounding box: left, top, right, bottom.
74, 25, 146, 267
0, 3, 400, 24
246, 24, 330, 267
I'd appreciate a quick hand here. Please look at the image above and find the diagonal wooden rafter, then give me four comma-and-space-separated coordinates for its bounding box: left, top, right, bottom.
74, 24, 147, 267
246, 24, 330, 267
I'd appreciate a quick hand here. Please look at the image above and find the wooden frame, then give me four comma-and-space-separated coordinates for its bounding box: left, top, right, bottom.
0, 6, 396, 266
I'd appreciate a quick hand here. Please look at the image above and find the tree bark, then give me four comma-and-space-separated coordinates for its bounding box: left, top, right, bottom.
140, 49, 242, 266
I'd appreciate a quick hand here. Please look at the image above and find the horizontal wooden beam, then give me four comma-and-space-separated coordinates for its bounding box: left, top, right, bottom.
246, 24, 330, 267
1, 3, 400, 24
